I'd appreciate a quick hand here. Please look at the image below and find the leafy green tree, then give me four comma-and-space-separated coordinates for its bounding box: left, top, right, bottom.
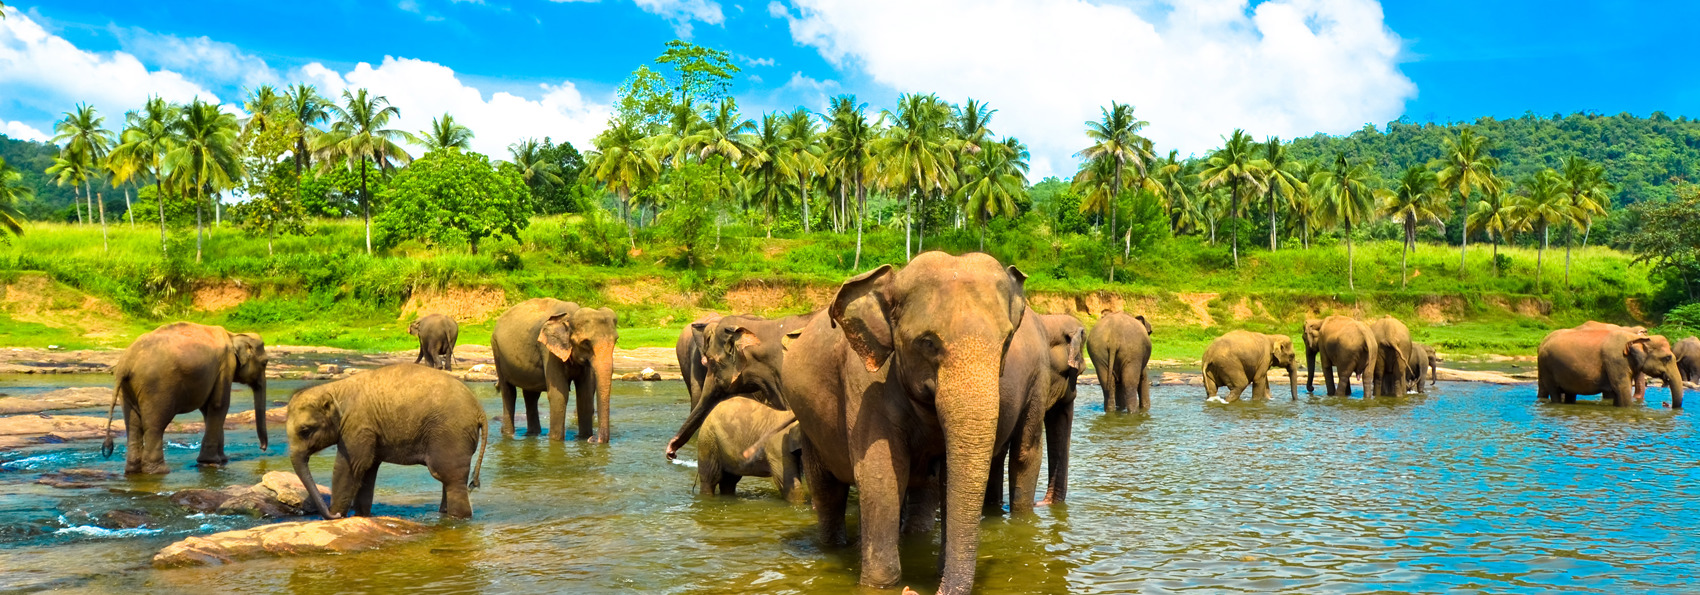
419, 113, 474, 151
1286, 160, 1323, 248
877, 92, 955, 260
507, 137, 563, 210
52, 103, 114, 228
110, 96, 178, 251
683, 98, 754, 242
1199, 129, 1269, 268
241, 85, 285, 138
614, 65, 673, 132
1435, 128, 1500, 276
1259, 137, 1305, 251
1312, 153, 1383, 290
238, 96, 309, 255
587, 116, 660, 248
1466, 179, 1520, 273
780, 108, 823, 233
744, 113, 788, 237
1075, 102, 1151, 272
283, 84, 329, 176
532, 138, 587, 214
961, 137, 1028, 250
1513, 168, 1576, 293
313, 88, 414, 254
1150, 150, 1193, 234
166, 99, 244, 262
654, 40, 741, 106
1623, 186, 1700, 301
824, 95, 877, 267
651, 161, 718, 267
1559, 155, 1611, 285
45, 153, 91, 225
0, 156, 31, 238
1380, 165, 1448, 287
374, 150, 528, 254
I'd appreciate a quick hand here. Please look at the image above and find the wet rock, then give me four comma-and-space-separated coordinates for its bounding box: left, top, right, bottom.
0, 387, 112, 415
217, 491, 294, 518
640, 368, 662, 381
0, 415, 123, 450
316, 364, 341, 375
152, 516, 432, 567
36, 468, 118, 489
171, 489, 233, 512
98, 509, 155, 529
169, 472, 329, 518
619, 372, 643, 382
256, 471, 330, 509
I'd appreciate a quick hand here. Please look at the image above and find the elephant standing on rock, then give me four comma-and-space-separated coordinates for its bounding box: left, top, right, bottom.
666, 312, 818, 459
1087, 312, 1154, 412
1304, 316, 1379, 397
1201, 331, 1298, 403
103, 322, 269, 475
696, 395, 805, 502
1407, 343, 1440, 392
676, 313, 722, 407
1033, 314, 1086, 505
1369, 317, 1413, 397
409, 313, 459, 371
1538, 324, 1684, 408
1674, 336, 1700, 385
287, 364, 488, 519
491, 299, 618, 441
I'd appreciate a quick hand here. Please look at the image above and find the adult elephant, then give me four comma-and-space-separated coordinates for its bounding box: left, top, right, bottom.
1407, 343, 1441, 392
1087, 311, 1154, 412
288, 364, 487, 519
781, 252, 1026, 595
1303, 316, 1378, 397
675, 313, 723, 407
1201, 330, 1298, 403
102, 322, 268, 475
1674, 336, 1700, 385
1538, 324, 1684, 408
491, 299, 618, 441
665, 312, 819, 459
984, 307, 1052, 516
409, 313, 459, 371
1368, 316, 1414, 397
1034, 313, 1086, 505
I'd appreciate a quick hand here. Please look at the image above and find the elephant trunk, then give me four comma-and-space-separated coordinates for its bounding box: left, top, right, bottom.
1305, 347, 1318, 393
1667, 364, 1685, 409
292, 450, 334, 520
935, 348, 1001, 595
594, 343, 615, 442
252, 377, 269, 451
667, 379, 729, 459
1287, 363, 1299, 401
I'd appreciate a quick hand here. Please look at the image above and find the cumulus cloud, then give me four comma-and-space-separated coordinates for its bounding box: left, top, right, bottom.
770, 0, 1415, 178
2, 120, 48, 141
0, 9, 219, 121
631, 0, 724, 36
111, 25, 279, 91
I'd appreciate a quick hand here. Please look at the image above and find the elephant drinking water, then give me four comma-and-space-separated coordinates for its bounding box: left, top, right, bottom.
1201, 330, 1298, 403
102, 322, 269, 475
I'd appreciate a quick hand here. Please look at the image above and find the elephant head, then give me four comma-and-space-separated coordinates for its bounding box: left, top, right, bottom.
1302, 318, 1323, 393
1267, 333, 1299, 401
666, 315, 789, 459
831, 252, 1025, 594
1041, 315, 1086, 404
1627, 334, 1685, 408
1134, 314, 1153, 336
286, 386, 342, 519
539, 307, 619, 440
231, 332, 270, 452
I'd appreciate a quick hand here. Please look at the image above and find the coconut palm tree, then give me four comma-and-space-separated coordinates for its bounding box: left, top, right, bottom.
45, 153, 90, 225
780, 108, 823, 233
682, 98, 754, 240
1198, 129, 1268, 267
52, 103, 114, 226
1259, 137, 1305, 251
1151, 149, 1192, 234
1435, 128, 1500, 276
823, 95, 877, 268
1466, 178, 1520, 274
1072, 155, 1115, 231
587, 116, 660, 248
166, 99, 244, 262
1380, 165, 1448, 288
1514, 168, 1576, 293
507, 138, 563, 195
1074, 102, 1150, 271
283, 84, 329, 176
744, 113, 790, 237
877, 93, 955, 260
1312, 153, 1383, 291
0, 156, 28, 237
240, 85, 285, 138
313, 89, 414, 254
110, 96, 178, 252
1286, 159, 1324, 248
419, 113, 475, 152
1559, 155, 1612, 286
101, 149, 137, 228
961, 137, 1028, 250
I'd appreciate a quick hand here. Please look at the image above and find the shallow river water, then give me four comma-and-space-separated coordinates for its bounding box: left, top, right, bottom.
0, 375, 1694, 594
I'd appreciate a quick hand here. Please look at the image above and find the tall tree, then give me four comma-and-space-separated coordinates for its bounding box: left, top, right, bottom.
1286, 160, 1323, 248
109, 96, 178, 252
1311, 154, 1382, 291
1075, 102, 1150, 276
1198, 129, 1268, 267
165, 99, 244, 262
824, 95, 876, 268
419, 113, 475, 152
1513, 168, 1575, 293
0, 156, 28, 237
586, 116, 660, 248
1435, 128, 1500, 276
507, 138, 564, 208
744, 113, 789, 237
44, 153, 90, 225
282, 84, 329, 176
1559, 155, 1611, 286
654, 40, 741, 106
1380, 165, 1448, 288
1151, 149, 1192, 234
961, 137, 1028, 250
682, 98, 754, 243
1259, 137, 1304, 251
780, 107, 823, 233
1466, 177, 1520, 274
240, 85, 285, 137
877, 93, 955, 260
313, 89, 414, 254
52, 103, 114, 227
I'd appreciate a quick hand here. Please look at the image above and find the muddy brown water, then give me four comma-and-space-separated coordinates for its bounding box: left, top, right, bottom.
0, 374, 1694, 593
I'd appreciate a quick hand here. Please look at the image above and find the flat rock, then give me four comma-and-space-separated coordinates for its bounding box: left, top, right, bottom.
152, 516, 432, 567
256, 471, 331, 509
171, 489, 234, 512
36, 468, 118, 489
0, 387, 112, 415
217, 491, 295, 518
99, 508, 155, 529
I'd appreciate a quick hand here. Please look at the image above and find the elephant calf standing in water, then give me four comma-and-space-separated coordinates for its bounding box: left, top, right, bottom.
1537, 324, 1685, 408
409, 313, 459, 371
288, 364, 488, 519
1675, 336, 1700, 386
1087, 311, 1154, 412
1201, 331, 1298, 403
103, 322, 268, 475
697, 395, 805, 502
1407, 343, 1441, 393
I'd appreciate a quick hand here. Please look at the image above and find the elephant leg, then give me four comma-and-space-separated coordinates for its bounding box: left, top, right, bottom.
984, 444, 1008, 515
1203, 372, 1220, 401
542, 360, 570, 441
196, 385, 231, 467
1039, 403, 1073, 505
1116, 364, 1139, 412
1008, 406, 1044, 514
1226, 380, 1249, 403
138, 406, 174, 475
330, 449, 361, 518
524, 389, 545, 438
434, 461, 473, 519
1321, 353, 1337, 395
1253, 373, 1270, 401
853, 442, 908, 589
498, 380, 518, 438
903, 463, 940, 534
1098, 367, 1118, 413
698, 448, 719, 495
802, 438, 848, 546
355, 463, 380, 517
717, 473, 740, 496
780, 451, 807, 504
573, 373, 595, 442
1137, 368, 1152, 411
122, 401, 146, 475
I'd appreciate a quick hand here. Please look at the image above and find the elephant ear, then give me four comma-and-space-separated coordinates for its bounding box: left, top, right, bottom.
831, 264, 895, 372
1006, 265, 1029, 331
232, 333, 266, 365
1065, 327, 1086, 372
1135, 314, 1153, 336
782, 329, 804, 352
691, 321, 712, 366
407, 319, 420, 336
538, 313, 575, 362
1625, 335, 1652, 359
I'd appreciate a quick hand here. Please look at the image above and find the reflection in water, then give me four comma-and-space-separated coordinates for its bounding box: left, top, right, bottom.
0, 376, 1697, 593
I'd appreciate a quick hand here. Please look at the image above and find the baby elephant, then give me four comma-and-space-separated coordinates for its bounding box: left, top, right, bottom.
409, 313, 460, 371
1406, 343, 1441, 393
288, 364, 488, 519
1202, 330, 1298, 403
697, 396, 805, 502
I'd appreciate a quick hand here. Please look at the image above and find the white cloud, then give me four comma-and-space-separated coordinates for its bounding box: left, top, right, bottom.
771, 0, 1415, 178
631, 0, 724, 36
111, 25, 278, 91
0, 8, 220, 122
2, 119, 48, 141
302, 56, 611, 159
777, 71, 838, 109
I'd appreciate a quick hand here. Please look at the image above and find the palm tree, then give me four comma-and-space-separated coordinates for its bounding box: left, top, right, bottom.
1559, 155, 1611, 286
1312, 153, 1382, 291
823, 95, 877, 268
961, 137, 1029, 250
165, 99, 244, 262
1286, 159, 1324, 248
313, 89, 414, 254
1435, 128, 1500, 276
1259, 137, 1305, 251
110, 96, 178, 252
507, 138, 563, 198
419, 113, 475, 151
45, 153, 90, 225
240, 85, 285, 138
683, 98, 754, 242
101, 149, 137, 228
1151, 150, 1192, 234
877, 93, 955, 260
744, 113, 789, 237
1075, 102, 1150, 274
283, 84, 329, 176
0, 156, 28, 237
1466, 178, 1520, 274
1380, 165, 1447, 288
1198, 129, 1268, 267
780, 108, 823, 233
1514, 169, 1575, 293
1072, 155, 1115, 230
52, 103, 114, 227
587, 116, 660, 248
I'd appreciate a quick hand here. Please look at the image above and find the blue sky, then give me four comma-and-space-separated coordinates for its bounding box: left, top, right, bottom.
2, 0, 1696, 178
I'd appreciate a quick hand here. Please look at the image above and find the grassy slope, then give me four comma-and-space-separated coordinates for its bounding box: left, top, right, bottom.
0, 218, 1663, 361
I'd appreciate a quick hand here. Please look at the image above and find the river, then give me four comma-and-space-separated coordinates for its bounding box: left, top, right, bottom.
0, 375, 1693, 593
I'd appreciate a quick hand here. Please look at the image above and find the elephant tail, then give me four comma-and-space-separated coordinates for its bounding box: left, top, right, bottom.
469, 418, 488, 489
100, 381, 122, 459
739, 415, 799, 466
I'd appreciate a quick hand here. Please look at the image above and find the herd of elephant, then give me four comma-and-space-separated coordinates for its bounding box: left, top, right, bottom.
92, 251, 1700, 595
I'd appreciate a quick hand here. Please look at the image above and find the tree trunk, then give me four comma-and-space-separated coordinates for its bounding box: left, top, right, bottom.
618, 187, 637, 250
72, 185, 83, 225
360, 160, 372, 254
1346, 220, 1355, 291
1537, 224, 1548, 292
1401, 219, 1410, 289
96, 190, 108, 253
156, 177, 167, 254
800, 172, 812, 234
1582, 220, 1593, 248
1269, 190, 1278, 252
905, 190, 913, 262
1457, 195, 1469, 277
854, 175, 866, 270
1230, 179, 1240, 267
124, 187, 134, 228
1564, 226, 1573, 287
979, 220, 985, 252
1492, 237, 1500, 276
195, 192, 204, 264
918, 191, 927, 254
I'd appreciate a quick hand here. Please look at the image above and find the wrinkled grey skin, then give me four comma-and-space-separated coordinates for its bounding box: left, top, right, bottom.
1537, 324, 1684, 408
1201, 331, 1298, 403
287, 364, 487, 519
1368, 316, 1413, 397
1087, 312, 1154, 412
491, 299, 619, 441
1034, 314, 1086, 505
778, 252, 1026, 595
103, 322, 268, 475
1303, 316, 1379, 397
697, 395, 805, 503
676, 313, 723, 408
1406, 343, 1441, 392
984, 308, 1052, 516
409, 313, 460, 371
665, 312, 819, 460
1674, 336, 1700, 386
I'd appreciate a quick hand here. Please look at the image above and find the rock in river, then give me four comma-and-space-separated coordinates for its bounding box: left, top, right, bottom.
170, 471, 331, 518
152, 516, 431, 567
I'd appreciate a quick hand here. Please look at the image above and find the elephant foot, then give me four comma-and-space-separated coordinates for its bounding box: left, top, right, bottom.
1206, 397, 1228, 405
128, 463, 170, 476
